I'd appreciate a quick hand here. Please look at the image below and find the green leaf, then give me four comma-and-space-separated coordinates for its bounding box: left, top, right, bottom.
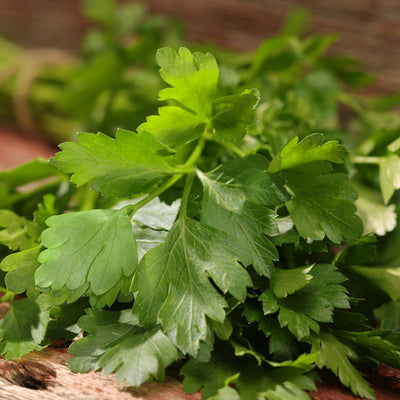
379, 301, 400, 330
68, 309, 179, 386
270, 266, 313, 298
116, 196, 180, 261
46, 298, 89, 341
350, 265, 400, 300
132, 225, 168, 262
0, 210, 41, 251
52, 129, 177, 197
0, 246, 41, 297
131, 197, 180, 230
0, 158, 58, 188
340, 330, 400, 369
132, 217, 251, 355
311, 332, 375, 400
198, 157, 289, 276
284, 171, 363, 243
379, 153, 400, 204
138, 47, 218, 148
0, 298, 49, 359
35, 208, 137, 296
212, 89, 260, 142
269, 134, 346, 173
182, 341, 317, 400
355, 185, 397, 236
139, 107, 205, 149
260, 264, 349, 340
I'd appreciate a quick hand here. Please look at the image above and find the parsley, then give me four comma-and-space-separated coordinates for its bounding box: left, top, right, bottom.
1, 11, 400, 399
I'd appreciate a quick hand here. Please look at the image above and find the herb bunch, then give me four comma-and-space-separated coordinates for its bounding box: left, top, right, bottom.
1, 8, 400, 400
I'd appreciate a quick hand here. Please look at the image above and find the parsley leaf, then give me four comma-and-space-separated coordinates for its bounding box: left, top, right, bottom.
311, 332, 375, 400
132, 216, 251, 355
0, 246, 40, 297
0, 210, 41, 251
198, 156, 289, 276
139, 47, 218, 148
182, 341, 317, 400
260, 264, 349, 340
0, 298, 49, 359
212, 89, 260, 142
68, 309, 179, 386
268, 133, 346, 173
52, 129, 177, 197
379, 153, 400, 204
284, 171, 362, 243
35, 208, 137, 296
350, 265, 400, 300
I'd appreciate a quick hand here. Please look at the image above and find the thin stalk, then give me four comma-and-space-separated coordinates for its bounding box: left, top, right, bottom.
129, 174, 183, 218
179, 171, 196, 219
223, 140, 247, 158
129, 136, 206, 219
0, 286, 15, 303
352, 156, 381, 165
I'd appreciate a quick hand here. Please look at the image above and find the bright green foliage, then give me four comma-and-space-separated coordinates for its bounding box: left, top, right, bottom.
68, 309, 179, 386
36, 208, 137, 296
212, 89, 260, 142
268, 134, 346, 173
0, 246, 40, 297
0, 298, 49, 359
132, 216, 251, 355
284, 172, 362, 243
260, 265, 349, 340
270, 135, 363, 243
139, 47, 218, 148
270, 266, 313, 298
0, 25, 399, 400
52, 129, 177, 197
0, 210, 41, 250
340, 330, 400, 368
198, 156, 289, 276
379, 153, 400, 204
311, 333, 375, 400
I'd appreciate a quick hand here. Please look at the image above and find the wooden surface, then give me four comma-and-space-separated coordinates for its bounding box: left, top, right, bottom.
0, 0, 399, 94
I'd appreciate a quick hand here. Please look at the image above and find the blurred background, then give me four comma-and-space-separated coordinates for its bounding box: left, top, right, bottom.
0, 0, 399, 167
0, 0, 399, 94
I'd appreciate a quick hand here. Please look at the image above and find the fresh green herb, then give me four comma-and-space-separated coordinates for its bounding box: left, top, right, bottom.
1, 6, 400, 400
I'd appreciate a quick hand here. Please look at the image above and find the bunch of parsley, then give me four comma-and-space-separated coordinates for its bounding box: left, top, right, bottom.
1, 8, 400, 400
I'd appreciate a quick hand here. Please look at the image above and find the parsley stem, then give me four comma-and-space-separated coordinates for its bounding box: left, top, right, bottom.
129, 174, 183, 218
129, 137, 206, 219
179, 171, 196, 219
183, 136, 206, 168
223, 141, 247, 158
0, 286, 15, 303
352, 156, 381, 165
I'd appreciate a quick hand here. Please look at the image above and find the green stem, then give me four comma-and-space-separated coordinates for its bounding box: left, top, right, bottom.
223, 140, 247, 158
179, 171, 196, 219
0, 286, 15, 303
129, 137, 206, 219
352, 156, 381, 165
129, 174, 183, 218
183, 136, 206, 168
